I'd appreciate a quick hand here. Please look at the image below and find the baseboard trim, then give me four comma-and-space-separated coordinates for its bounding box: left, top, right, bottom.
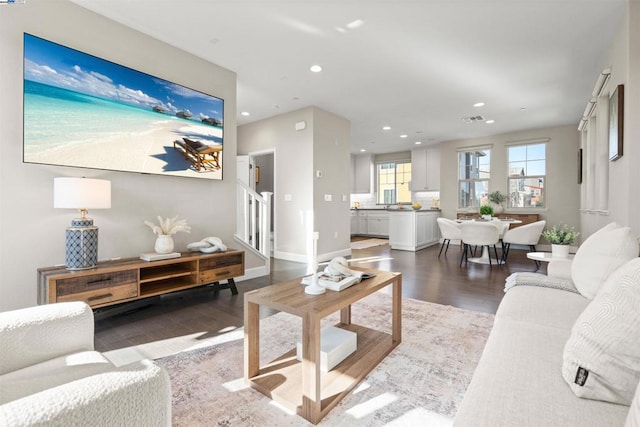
274, 247, 351, 263
236, 265, 269, 282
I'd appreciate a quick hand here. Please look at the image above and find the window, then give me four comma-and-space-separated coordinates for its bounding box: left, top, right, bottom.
507, 143, 546, 208
458, 148, 491, 208
376, 161, 411, 204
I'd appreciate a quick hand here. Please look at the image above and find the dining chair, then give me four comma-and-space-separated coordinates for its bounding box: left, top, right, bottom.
436, 218, 462, 258
459, 221, 501, 267
501, 220, 547, 267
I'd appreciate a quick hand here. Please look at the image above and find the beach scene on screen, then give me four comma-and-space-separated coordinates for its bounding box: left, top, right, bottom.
23, 34, 224, 180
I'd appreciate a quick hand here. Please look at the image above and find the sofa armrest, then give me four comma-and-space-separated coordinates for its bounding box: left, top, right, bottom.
547, 258, 573, 280
0, 302, 94, 375
0, 359, 171, 427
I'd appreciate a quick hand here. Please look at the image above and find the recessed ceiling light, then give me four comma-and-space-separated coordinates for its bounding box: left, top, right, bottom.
241, 111, 250, 116
415, 141, 422, 145
485, 119, 495, 124
400, 134, 408, 138
360, 149, 366, 152
474, 102, 485, 107
382, 126, 391, 130
310, 65, 322, 73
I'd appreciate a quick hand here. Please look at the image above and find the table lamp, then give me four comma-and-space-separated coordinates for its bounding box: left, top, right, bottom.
54, 177, 111, 270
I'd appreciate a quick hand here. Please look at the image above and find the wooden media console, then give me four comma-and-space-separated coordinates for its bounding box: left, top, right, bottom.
38, 250, 244, 309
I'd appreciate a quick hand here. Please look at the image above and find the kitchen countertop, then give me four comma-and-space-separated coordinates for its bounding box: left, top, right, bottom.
351, 208, 441, 211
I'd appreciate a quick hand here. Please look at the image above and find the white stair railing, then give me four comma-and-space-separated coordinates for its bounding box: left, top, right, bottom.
236, 179, 272, 261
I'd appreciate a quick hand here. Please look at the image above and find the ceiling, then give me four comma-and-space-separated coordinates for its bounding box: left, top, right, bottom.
70, 0, 627, 154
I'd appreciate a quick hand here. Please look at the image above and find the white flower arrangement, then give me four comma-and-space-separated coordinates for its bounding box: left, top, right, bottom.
144, 215, 191, 236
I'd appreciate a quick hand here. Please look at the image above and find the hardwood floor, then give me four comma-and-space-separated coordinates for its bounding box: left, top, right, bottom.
94, 241, 545, 353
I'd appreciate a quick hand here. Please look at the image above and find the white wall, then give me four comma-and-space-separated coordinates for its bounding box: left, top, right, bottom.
312, 108, 351, 258
238, 106, 351, 262
440, 124, 581, 239
0, 0, 249, 310
581, 1, 640, 238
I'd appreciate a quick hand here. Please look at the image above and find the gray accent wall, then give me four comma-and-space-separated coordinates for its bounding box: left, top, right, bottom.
0, 0, 247, 310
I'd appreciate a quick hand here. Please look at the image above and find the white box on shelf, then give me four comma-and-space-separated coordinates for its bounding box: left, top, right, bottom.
139, 252, 181, 262
296, 325, 357, 372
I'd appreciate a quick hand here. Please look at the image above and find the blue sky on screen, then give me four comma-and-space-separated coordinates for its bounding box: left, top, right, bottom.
23, 34, 223, 122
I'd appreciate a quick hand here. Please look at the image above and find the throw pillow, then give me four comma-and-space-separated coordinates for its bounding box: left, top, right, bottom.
571, 222, 639, 299
563, 257, 640, 405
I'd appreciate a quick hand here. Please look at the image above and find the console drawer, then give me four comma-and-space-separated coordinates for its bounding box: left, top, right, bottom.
199, 253, 244, 283
56, 283, 138, 307
56, 270, 138, 296
200, 264, 243, 283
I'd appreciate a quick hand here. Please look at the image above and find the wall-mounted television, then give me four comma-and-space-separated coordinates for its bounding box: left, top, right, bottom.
23, 33, 224, 180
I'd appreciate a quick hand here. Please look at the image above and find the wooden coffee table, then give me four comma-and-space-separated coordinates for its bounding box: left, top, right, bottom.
244, 269, 402, 424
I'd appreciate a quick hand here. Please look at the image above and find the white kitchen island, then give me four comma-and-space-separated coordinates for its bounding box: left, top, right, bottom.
388, 209, 440, 251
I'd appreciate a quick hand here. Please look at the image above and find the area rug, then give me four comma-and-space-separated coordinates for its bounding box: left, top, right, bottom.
350, 238, 389, 250
156, 291, 494, 426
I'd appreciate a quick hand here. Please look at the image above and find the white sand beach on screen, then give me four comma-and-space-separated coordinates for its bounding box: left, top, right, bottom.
27, 120, 223, 180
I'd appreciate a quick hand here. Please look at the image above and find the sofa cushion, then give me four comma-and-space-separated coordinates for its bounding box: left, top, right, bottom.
0, 350, 113, 404
454, 310, 630, 426
627, 382, 640, 427
571, 222, 639, 299
563, 257, 640, 405
497, 285, 588, 329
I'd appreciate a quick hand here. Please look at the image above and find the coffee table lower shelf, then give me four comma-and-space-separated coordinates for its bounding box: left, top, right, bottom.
247, 323, 397, 419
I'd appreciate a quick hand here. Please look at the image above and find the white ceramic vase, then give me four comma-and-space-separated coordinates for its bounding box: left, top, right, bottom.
155, 235, 174, 254
551, 244, 570, 258
491, 203, 504, 214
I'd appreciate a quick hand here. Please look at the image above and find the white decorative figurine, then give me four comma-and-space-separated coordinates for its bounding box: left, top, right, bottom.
187, 237, 227, 253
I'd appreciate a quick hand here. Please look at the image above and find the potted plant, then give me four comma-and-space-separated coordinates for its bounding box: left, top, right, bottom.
479, 205, 494, 220
541, 224, 580, 258
488, 191, 506, 213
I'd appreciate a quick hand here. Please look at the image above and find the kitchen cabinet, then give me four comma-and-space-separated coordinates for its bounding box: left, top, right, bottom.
365, 210, 389, 237
410, 147, 440, 191
350, 209, 389, 237
350, 210, 363, 235
388, 210, 440, 251
351, 154, 373, 194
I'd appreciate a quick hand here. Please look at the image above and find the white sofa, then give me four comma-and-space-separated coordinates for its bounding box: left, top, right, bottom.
0, 301, 171, 426
455, 222, 640, 426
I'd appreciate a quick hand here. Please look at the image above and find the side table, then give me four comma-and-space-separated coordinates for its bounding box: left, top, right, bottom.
244, 269, 401, 424
526, 252, 575, 262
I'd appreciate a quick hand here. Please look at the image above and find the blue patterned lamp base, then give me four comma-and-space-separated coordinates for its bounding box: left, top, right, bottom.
65, 218, 99, 270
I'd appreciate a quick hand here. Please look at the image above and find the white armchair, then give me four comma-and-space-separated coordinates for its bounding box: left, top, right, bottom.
0, 302, 171, 426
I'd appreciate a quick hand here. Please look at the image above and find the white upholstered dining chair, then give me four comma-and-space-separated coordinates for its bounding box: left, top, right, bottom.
459, 221, 501, 267
436, 218, 462, 258
501, 220, 546, 267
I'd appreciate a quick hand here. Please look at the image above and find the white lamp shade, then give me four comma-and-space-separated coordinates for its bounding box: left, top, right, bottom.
54, 177, 111, 209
